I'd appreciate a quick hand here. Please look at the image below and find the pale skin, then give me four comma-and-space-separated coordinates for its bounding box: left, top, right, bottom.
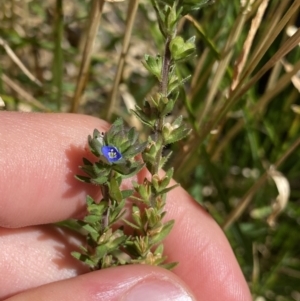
0, 112, 252, 301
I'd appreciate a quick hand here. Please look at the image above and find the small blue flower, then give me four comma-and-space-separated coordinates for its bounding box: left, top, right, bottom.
101, 146, 122, 162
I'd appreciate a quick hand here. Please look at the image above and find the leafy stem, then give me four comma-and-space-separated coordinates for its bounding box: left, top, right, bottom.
160, 36, 172, 97
70, 0, 210, 271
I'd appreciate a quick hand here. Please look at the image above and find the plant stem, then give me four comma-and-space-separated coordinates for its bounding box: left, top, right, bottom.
160, 36, 172, 97
152, 36, 173, 175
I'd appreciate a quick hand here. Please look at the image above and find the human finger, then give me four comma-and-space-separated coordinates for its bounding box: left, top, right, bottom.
0, 112, 251, 300
5, 264, 196, 301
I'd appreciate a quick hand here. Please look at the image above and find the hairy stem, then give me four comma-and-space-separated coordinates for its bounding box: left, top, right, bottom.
160, 36, 172, 97
152, 36, 173, 175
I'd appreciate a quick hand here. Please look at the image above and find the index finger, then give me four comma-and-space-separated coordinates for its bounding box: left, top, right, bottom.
0, 112, 251, 300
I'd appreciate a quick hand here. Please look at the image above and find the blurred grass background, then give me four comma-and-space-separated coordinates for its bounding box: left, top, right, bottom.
1, 0, 300, 299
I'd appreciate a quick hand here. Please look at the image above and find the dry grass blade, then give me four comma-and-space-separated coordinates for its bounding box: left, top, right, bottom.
222, 136, 300, 230
231, 0, 269, 91
70, 0, 105, 113
281, 59, 300, 92
240, 0, 299, 83
212, 27, 300, 144
267, 169, 290, 227
106, 0, 140, 120
232, 27, 300, 104
0, 96, 5, 108
0, 36, 42, 87
2, 74, 51, 112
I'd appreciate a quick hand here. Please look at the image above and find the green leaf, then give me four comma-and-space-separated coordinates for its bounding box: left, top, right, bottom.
84, 214, 101, 224
151, 220, 175, 245
71, 252, 95, 266
80, 165, 96, 177
165, 3, 178, 33
160, 168, 174, 189
164, 127, 191, 144
160, 99, 175, 116
122, 141, 148, 158
121, 189, 134, 199
160, 261, 178, 270
110, 177, 123, 202
159, 150, 173, 169
82, 157, 93, 166
169, 36, 195, 61
172, 115, 183, 127
154, 243, 164, 255
131, 108, 155, 129
75, 175, 91, 183
95, 244, 108, 260
157, 183, 180, 195
113, 162, 145, 179
88, 135, 102, 157
109, 200, 126, 223
93, 162, 110, 177
122, 218, 141, 230
142, 54, 162, 80
91, 176, 108, 185
132, 205, 143, 228
168, 75, 191, 95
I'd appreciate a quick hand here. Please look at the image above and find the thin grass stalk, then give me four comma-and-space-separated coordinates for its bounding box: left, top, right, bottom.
230, 0, 269, 91
0, 36, 42, 87
240, 0, 299, 84
197, 8, 247, 127
189, 48, 209, 97
222, 136, 300, 230
252, 242, 260, 287
175, 28, 300, 179
70, 0, 105, 113
211, 59, 300, 161
106, 0, 139, 121
53, 0, 64, 111
208, 27, 300, 143
228, 27, 300, 110
2, 74, 51, 112
184, 14, 221, 61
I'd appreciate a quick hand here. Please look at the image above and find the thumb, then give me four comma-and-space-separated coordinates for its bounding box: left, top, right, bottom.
6, 265, 196, 301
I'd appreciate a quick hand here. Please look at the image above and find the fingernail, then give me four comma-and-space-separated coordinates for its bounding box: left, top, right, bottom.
122, 279, 195, 301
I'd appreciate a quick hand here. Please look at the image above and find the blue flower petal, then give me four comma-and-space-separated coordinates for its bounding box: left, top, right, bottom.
101, 146, 122, 162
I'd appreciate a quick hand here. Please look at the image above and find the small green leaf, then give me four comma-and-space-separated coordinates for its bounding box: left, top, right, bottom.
75, 175, 91, 183
160, 168, 174, 189
71, 252, 95, 266
165, 3, 178, 33
131, 107, 155, 129
168, 75, 191, 95
160, 261, 178, 270
91, 176, 108, 185
142, 54, 162, 80
169, 36, 195, 61
121, 189, 134, 199
164, 127, 191, 144
172, 115, 183, 127
82, 157, 93, 166
123, 218, 141, 230
80, 165, 96, 177
151, 220, 175, 245
159, 150, 173, 169
157, 183, 180, 195
84, 214, 101, 224
110, 177, 123, 202
160, 99, 175, 116
122, 141, 148, 158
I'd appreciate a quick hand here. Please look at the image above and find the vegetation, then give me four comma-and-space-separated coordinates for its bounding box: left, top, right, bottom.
1, 0, 300, 300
